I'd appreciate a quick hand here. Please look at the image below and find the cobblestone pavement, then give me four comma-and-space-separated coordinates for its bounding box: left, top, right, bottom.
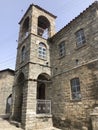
0, 115, 61, 130
0, 118, 61, 130
0, 115, 22, 130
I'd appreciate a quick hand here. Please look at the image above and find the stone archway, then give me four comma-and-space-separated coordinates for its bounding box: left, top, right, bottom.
6, 94, 12, 114
36, 73, 51, 114
37, 15, 50, 38
14, 73, 25, 122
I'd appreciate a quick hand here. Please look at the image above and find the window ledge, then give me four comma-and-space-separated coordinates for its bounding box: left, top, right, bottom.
70, 99, 82, 102
75, 43, 87, 50
58, 55, 65, 60
38, 57, 47, 61
36, 114, 52, 118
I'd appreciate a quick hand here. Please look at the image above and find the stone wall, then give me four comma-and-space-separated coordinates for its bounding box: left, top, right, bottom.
0, 69, 14, 115
90, 107, 98, 130
50, 3, 98, 75
51, 60, 98, 129
11, 1, 98, 130
50, 2, 98, 130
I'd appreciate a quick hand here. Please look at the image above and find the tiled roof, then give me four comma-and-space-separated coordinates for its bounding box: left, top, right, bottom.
19, 4, 57, 24
51, 1, 98, 39
0, 68, 14, 74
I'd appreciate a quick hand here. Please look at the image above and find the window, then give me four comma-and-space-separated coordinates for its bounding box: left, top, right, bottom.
21, 46, 26, 62
59, 41, 65, 57
22, 17, 29, 38
38, 43, 47, 59
70, 78, 81, 100
6, 94, 12, 113
75, 29, 86, 47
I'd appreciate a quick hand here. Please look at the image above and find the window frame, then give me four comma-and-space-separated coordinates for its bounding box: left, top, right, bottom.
38, 42, 47, 60
75, 29, 86, 48
70, 78, 81, 100
21, 46, 26, 62
59, 41, 65, 58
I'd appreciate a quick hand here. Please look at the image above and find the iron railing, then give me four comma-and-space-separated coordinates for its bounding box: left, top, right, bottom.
37, 27, 49, 39
36, 100, 51, 114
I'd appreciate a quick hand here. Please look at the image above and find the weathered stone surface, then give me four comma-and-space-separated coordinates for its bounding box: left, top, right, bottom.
1, 1, 98, 130
90, 107, 98, 130
11, 4, 56, 130
0, 115, 22, 130
0, 69, 14, 115
49, 2, 98, 130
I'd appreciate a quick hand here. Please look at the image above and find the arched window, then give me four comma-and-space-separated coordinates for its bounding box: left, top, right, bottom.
38, 43, 47, 59
37, 16, 50, 38
70, 78, 81, 100
21, 46, 26, 62
22, 17, 29, 38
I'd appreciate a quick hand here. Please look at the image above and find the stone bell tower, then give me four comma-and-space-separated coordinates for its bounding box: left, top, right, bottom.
11, 4, 57, 130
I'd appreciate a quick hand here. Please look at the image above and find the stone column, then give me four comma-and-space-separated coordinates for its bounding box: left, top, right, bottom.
25, 80, 37, 130
90, 107, 98, 130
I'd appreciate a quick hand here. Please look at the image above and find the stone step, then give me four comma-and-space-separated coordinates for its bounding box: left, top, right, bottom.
40, 127, 62, 130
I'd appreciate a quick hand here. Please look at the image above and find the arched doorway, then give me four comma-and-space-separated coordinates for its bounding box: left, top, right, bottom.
14, 73, 25, 122
6, 94, 12, 114
37, 83, 45, 100
36, 73, 51, 114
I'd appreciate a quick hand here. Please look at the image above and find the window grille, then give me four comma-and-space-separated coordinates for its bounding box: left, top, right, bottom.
59, 41, 65, 57
38, 43, 47, 59
70, 78, 81, 100
76, 29, 86, 47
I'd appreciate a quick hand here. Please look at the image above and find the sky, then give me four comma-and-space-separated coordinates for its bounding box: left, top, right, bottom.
0, 0, 96, 70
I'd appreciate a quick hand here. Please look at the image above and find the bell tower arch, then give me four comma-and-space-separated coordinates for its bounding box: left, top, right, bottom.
11, 4, 56, 130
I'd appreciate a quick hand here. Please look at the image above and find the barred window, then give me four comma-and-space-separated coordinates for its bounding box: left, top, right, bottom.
75, 29, 86, 47
38, 42, 47, 59
59, 41, 65, 57
70, 78, 81, 100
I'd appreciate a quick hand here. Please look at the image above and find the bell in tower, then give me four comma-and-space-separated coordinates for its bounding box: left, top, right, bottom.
37, 16, 50, 38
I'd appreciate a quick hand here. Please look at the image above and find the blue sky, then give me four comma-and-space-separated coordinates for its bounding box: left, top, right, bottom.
0, 0, 95, 70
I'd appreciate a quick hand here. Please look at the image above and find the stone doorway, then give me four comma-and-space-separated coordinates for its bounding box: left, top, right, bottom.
6, 94, 12, 114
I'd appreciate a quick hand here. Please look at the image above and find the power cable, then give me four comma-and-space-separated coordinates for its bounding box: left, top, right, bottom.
0, 56, 16, 64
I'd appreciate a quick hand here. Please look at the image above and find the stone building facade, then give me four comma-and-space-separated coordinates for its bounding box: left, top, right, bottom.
0, 69, 14, 115
8, 1, 98, 130
49, 2, 98, 129
10, 4, 57, 130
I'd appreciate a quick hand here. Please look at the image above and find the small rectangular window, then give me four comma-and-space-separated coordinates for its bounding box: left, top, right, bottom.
70, 78, 81, 100
59, 41, 65, 58
75, 29, 86, 48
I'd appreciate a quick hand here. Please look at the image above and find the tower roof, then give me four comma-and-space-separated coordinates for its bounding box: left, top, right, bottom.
19, 4, 57, 24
